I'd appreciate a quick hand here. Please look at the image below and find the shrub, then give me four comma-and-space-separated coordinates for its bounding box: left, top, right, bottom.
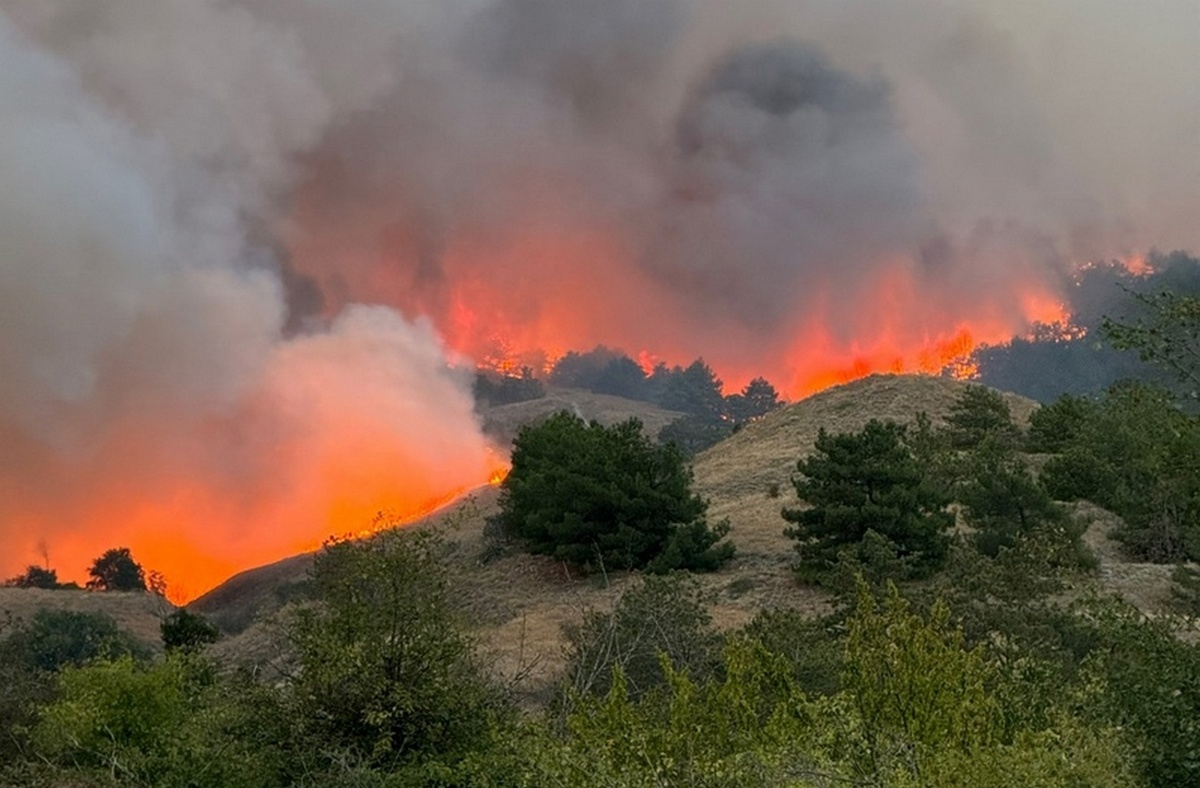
161, 609, 220, 653
5, 609, 148, 673
658, 414, 732, 457
945, 385, 1021, 450
1026, 394, 1098, 453
6, 566, 62, 589
957, 442, 1073, 558
501, 412, 734, 573
561, 574, 721, 702
287, 529, 505, 765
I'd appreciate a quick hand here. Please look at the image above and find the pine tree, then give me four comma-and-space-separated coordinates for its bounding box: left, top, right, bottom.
782, 420, 952, 582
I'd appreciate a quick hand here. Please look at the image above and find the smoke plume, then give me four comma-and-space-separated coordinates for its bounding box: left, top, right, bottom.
2, 0, 1197, 595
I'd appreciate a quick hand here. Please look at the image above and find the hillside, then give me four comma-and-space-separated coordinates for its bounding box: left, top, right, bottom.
197, 374, 1062, 705
10, 374, 1180, 707
479, 386, 686, 447
0, 587, 170, 652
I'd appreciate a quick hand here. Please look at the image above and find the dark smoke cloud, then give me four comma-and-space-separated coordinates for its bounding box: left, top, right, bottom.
657, 40, 930, 328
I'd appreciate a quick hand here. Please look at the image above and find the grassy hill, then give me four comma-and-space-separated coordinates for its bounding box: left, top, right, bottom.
0, 587, 170, 653
479, 386, 685, 447
5, 374, 1180, 706
190, 374, 1082, 706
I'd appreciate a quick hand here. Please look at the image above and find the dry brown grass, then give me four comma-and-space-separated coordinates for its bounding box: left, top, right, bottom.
0, 587, 171, 649
480, 387, 685, 447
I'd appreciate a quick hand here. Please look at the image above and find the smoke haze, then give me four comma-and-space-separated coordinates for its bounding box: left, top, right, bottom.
1, 0, 1197, 595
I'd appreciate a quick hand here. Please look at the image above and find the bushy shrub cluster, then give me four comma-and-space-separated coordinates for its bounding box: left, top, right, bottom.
500, 412, 734, 573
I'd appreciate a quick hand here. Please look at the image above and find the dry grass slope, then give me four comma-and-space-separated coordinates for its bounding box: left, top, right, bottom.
480, 387, 685, 447
10, 374, 1184, 707
0, 587, 171, 651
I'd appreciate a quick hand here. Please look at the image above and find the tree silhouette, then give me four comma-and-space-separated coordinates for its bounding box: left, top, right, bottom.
86, 547, 147, 592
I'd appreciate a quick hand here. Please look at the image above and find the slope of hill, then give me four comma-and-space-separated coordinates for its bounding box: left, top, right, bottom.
70, 374, 1180, 708
693, 373, 1040, 565
198, 375, 1045, 702
479, 387, 685, 447
0, 587, 171, 651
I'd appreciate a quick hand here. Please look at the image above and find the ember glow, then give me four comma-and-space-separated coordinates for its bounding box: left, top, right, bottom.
2, 1, 1197, 599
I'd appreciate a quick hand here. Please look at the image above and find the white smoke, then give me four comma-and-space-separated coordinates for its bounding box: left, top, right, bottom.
0, 2, 495, 596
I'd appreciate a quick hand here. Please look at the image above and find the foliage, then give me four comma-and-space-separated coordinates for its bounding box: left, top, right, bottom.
945, 384, 1021, 449
737, 608, 843, 696
160, 609, 220, 653
783, 419, 952, 583
1170, 564, 1200, 616
658, 413, 733, 457
843, 583, 1003, 767
472, 368, 544, 406
86, 547, 147, 592
3, 610, 148, 674
1079, 596, 1200, 785
29, 656, 285, 788
957, 440, 1076, 558
550, 346, 649, 400
1103, 286, 1200, 398
286, 529, 505, 767
6, 566, 64, 590
501, 412, 734, 573
1040, 382, 1200, 561
657, 359, 726, 421
561, 574, 721, 703
1026, 393, 1099, 452
725, 377, 784, 423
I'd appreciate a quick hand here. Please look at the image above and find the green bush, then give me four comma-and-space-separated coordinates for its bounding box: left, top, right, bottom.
161, 609, 220, 653
5, 609, 148, 673
738, 608, 842, 696
501, 412, 734, 573
783, 420, 952, 583
561, 574, 721, 703
1026, 394, 1098, 452
945, 385, 1021, 450
1039, 382, 1200, 562
958, 442, 1073, 558
287, 529, 506, 766
658, 413, 733, 457
28, 656, 285, 788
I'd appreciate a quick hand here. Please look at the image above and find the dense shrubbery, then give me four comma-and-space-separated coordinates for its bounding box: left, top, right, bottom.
500, 412, 734, 573
782, 385, 1096, 589
1039, 382, 1200, 562
6, 516, 1200, 786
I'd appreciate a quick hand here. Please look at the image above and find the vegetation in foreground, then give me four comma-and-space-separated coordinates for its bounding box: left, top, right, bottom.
4, 525, 1196, 787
